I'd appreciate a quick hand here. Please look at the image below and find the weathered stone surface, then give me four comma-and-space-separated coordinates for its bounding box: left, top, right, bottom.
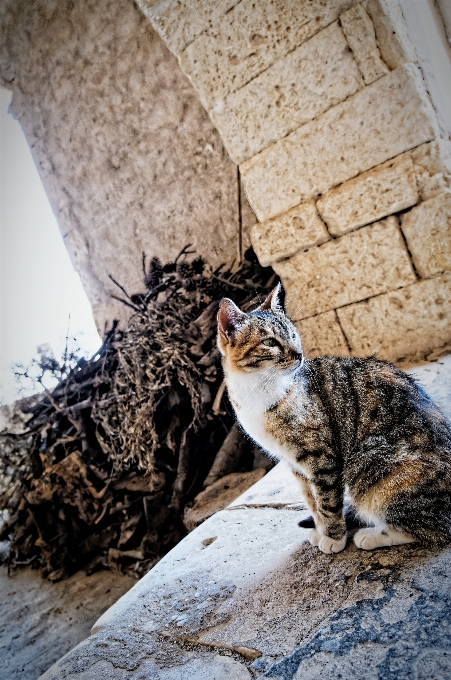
401, 192, 451, 278
410, 140, 451, 201
363, 0, 417, 70
0, 0, 240, 333
0, 565, 134, 680
137, 0, 237, 54
252, 201, 329, 267
295, 311, 350, 359
183, 469, 266, 531
241, 64, 439, 222
340, 3, 389, 84
337, 272, 451, 361
316, 155, 419, 236
210, 22, 363, 165
273, 217, 416, 320
178, 0, 360, 109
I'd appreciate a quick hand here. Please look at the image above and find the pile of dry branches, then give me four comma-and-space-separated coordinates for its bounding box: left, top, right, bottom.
0, 248, 276, 580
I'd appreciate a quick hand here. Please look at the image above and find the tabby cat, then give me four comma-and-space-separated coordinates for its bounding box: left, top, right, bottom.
217, 284, 451, 554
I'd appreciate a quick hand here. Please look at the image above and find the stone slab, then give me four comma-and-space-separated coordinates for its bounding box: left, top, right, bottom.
183, 469, 266, 530
401, 192, 451, 278
241, 64, 439, 222
316, 154, 419, 236
410, 140, 451, 201
273, 217, 416, 320
179, 0, 360, 109
295, 311, 351, 358
251, 201, 329, 267
340, 3, 389, 85
228, 461, 305, 509
363, 0, 417, 70
210, 22, 364, 165
137, 0, 238, 55
337, 272, 451, 362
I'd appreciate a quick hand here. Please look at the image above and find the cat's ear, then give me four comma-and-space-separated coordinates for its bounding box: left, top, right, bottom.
217, 298, 246, 343
256, 282, 284, 313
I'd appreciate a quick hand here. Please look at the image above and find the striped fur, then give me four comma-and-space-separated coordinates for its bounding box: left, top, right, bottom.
217, 288, 451, 553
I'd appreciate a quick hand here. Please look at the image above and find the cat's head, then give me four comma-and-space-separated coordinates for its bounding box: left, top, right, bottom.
217, 284, 303, 373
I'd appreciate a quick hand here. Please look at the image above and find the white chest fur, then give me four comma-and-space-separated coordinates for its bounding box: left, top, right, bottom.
226, 367, 308, 471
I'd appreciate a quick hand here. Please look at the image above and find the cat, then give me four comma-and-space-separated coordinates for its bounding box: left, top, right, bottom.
217, 284, 451, 554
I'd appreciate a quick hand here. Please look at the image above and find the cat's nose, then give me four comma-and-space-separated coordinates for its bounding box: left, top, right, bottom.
291, 350, 303, 361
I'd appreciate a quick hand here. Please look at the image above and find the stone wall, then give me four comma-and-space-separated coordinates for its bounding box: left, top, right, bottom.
144, 0, 451, 363
0, 0, 249, 334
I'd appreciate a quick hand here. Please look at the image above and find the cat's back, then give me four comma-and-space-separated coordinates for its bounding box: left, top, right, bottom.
307, 355, 451, 452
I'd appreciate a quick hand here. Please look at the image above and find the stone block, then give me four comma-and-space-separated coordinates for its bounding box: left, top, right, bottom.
137, 0, 237, 54
363, 0, 417, 70
295, 311, 350, 358
179, 0, 360, 109
401, 192, 451, 278
241, 64, 439, 222
210, 22, 363, 164
272, 217, 416, 320
410, 140, 451, 201
337, 272, 451, 361
340, 3, 389, 84
251, 201, 329, 267
316, 155, 419, 236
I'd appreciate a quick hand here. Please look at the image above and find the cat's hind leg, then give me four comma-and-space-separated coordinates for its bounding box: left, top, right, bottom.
354, 524, 415, 550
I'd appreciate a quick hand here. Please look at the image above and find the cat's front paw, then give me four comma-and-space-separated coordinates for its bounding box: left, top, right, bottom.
310, 530, 346, 553
318, 535, 347, 554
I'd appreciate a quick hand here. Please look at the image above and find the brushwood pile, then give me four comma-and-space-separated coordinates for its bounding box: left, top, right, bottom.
0, 249, 276, 580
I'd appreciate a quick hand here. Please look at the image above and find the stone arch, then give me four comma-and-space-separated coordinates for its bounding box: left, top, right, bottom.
0, 0, 252, 333
141, 0, 451, 363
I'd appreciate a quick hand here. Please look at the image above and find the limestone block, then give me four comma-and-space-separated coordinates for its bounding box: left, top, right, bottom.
179, 0, 360, 109
410, 140, 451, 201
295, 311, 350, 358
340, 3, 389, 84
210, 22, 364, 165
273, 217, 416, 320
251, 201, 330, 267
363, 0, 417, 69
316, 155, 419, 236
137, 0, 237, 54
401, 192, 451, 278
337, 272, 451, 361
241, 64, 439, 222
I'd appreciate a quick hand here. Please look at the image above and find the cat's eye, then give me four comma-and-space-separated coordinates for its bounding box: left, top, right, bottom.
262, 338, 278, 347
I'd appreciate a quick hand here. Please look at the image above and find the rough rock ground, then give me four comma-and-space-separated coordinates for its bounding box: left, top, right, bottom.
0, 566, 135, 680
1, 356, 450, 680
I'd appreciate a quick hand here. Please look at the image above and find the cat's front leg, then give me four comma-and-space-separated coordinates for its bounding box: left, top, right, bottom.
293, 469, 347, 554
309, 468, 347, 554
